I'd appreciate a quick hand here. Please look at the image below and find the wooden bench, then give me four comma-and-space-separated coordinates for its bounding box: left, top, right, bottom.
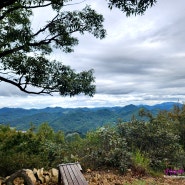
58, 163, 88, 185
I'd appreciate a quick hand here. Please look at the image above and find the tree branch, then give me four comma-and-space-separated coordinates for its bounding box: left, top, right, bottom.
0, 26, 80, 57
0, 38, 52, 57
32, 13, 59, 37
0, 75, 53, 95
22, 3, 52, 9
63, 0, 87, 7
0, 2, 53, 21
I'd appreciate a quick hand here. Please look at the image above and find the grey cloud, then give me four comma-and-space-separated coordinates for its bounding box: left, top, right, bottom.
150, 20, 185, 50
2, 0, 185, 108
0, 83, 25, 97
96, 82, 135, 95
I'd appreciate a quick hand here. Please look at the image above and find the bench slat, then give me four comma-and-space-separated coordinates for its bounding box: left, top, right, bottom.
72, 164, 88, 185
58, 163, 88, 185
63, 165, 74, 185
68, 164, 80, 184
59, 165, 69, 185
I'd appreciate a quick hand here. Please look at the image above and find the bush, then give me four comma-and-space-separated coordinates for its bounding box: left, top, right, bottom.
0, 124, 66, 176
118, 119, 183, 170
78, 127, 131, 173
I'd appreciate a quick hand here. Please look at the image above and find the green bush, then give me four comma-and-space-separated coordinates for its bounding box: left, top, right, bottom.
0, 124, 66, 176
77, 127, 131, 173
118, 119, 183, 170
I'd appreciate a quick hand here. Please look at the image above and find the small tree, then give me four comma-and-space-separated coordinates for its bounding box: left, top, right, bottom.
118, 119, 183, 170
79, 127, 131, 172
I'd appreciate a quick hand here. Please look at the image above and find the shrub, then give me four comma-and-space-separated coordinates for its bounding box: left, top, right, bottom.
118, 119, 183, 170
79, 127, 131, 173
131, 149, 150, 176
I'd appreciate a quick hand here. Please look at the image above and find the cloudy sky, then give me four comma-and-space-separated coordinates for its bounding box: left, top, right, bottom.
1, 0, 185, 109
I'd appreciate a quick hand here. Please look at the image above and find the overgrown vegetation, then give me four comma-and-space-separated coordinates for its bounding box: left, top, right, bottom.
1, 104, 185, 177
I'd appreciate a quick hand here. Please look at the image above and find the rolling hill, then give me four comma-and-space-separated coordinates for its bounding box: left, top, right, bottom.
0, 102, 181, 134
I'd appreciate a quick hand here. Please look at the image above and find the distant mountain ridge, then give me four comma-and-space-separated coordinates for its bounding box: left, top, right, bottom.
0, 102, 182, 134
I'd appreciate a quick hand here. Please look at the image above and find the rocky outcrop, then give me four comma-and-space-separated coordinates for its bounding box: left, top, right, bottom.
4, 168, 58, 185
5, 169, 35, 185
34, 168, 58, 184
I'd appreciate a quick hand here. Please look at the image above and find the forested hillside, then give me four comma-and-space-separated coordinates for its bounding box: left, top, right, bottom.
0, 102, 181, 133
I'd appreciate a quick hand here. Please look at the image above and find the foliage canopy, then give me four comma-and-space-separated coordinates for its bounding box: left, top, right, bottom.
0, 0, 157, 95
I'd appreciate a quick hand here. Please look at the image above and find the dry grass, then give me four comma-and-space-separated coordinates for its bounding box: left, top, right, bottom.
84, 170, 185, 185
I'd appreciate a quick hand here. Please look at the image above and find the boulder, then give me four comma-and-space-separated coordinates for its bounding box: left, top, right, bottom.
49, 168, 58, 183
25, 169, 36, 184
5, 169, 34, 185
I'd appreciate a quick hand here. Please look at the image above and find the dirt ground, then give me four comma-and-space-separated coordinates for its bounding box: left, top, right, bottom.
2, 169, 185, 185
84, 170, 185, 185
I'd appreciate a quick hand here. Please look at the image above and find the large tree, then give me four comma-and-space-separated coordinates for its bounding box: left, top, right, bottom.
0, 0, 157, 96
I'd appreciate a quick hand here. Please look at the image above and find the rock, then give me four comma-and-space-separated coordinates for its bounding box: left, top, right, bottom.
25, 169, 37, 184
37, 168, 45, 183
49, 168, 58, 183
0, 177, 5, 185
25, 169, 36, 184
50, 168, 58, 177
43, 175, 50, 183
86, 169, 91, 173
32, 168, 37, 175
5, 169, 34, 185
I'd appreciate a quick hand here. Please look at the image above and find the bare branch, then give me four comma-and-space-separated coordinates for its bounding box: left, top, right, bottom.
32, 13, 59, 37
63, 0, 87, 7
0, 75, 54, 95
22, 3, 52, 9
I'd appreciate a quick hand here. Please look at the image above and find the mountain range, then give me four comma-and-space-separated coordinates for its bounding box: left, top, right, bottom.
0, 102, 182, 134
